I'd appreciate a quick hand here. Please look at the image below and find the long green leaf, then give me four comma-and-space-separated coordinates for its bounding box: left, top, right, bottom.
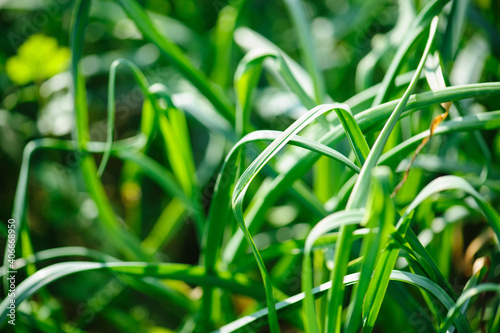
380, 111, 500, 167
302, 210, 365, 333
231, 104, 358, 332
372, 0, 449, 106
223, 81, 500, 265
115, 0, 235, 122
362, 173, 499, 331
439, 284, 500, 333
213, 271, 468, 333
201, 127, 359, 332
0, 261, 267, 325
327, 16, 440, 333
283, 0, 326, 103
345, 167, 395, 333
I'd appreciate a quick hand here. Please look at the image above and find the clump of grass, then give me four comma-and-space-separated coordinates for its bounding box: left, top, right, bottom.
2, 0, 500, 332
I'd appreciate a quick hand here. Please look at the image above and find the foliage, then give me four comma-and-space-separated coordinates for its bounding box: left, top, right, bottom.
1, 0, 500, 332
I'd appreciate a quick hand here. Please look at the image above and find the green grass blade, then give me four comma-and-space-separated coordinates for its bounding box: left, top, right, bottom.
71, 0, 150, 261
442, 0, 469, 61
213, 270, 468, 333
210, 3, 245, 90
333, 107, 371, 166
348, 15, 439, 209
160, 107, 197, 194
439, 284, 500, 333
396, 175, 500, 244
2, 247, 116, 274
141, 198, 186, 253
157, 106, 204, 238
283, 0, 326, 103
379, 111, 500, 166
234, 27, 314, 97
3, 137, 194, 266
231, 104, 355, 332
116, 0, 235, 122
302, 210, 365, 333
115, 151, 198, 216
425, 50, 491, 183
372, 0, 449, 106
326, 16, 439, 333
234, 131, 360, 172
362, 173, 500, 331
234, 228, 372, 271
0, 261, 268, 325
355, 0, 416, 93
234, 49, 317, 137
345, 167, 395, 333
201, 127, 359, 331
96, 58, 153, 177
223, 82, 500, 269
204, 128, 361, 270
405, 229, 457, 297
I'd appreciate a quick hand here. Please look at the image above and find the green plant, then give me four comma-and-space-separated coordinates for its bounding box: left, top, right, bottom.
2, 0, 500, 332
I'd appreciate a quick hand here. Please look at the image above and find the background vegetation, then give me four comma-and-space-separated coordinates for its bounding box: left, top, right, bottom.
1, 0, 500, 332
